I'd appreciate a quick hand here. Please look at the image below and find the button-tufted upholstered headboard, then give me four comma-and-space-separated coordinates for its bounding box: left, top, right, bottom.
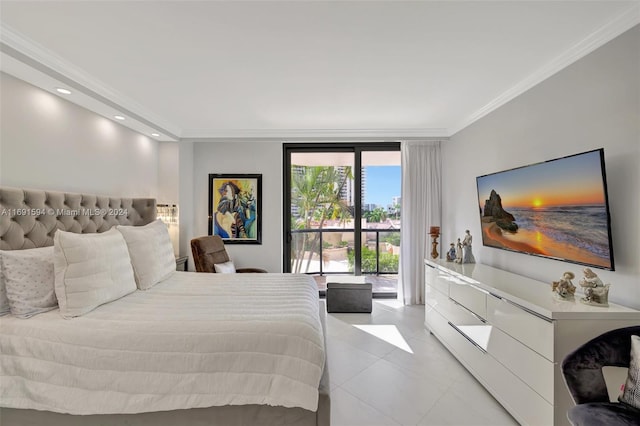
0, 187, 157, 250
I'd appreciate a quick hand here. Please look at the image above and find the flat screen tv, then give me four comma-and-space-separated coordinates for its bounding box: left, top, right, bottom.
476, 148, 614, 270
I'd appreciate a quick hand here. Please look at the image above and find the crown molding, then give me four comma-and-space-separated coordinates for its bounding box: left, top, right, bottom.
0, 24, 182, 140
449, 3, 640, 137
180, 127, 450, 141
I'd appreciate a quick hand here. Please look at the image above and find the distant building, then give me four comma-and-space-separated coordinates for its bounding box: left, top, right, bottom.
338, 166, 366, 207
291, 165, 305, 217
363, 203, 377, 212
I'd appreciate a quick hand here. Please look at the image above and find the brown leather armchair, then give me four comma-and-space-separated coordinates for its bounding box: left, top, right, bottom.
190, 235, 268, 273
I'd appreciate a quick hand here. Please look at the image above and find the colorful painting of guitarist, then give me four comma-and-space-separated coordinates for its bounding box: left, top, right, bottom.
209, 174, 262, 244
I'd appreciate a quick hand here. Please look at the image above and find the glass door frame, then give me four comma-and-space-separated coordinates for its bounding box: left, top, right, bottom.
282, 142, 401, 275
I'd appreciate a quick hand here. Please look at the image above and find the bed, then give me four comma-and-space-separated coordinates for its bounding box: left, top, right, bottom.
0, 187, 330, 426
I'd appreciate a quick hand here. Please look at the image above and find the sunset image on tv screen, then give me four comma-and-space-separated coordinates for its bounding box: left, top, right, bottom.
476, 149, 613, 270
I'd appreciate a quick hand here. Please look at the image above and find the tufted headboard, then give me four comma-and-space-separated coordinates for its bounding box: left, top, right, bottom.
0, 187, 157, 250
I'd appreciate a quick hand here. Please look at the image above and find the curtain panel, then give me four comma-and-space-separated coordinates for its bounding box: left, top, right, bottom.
399, 141, 442, 305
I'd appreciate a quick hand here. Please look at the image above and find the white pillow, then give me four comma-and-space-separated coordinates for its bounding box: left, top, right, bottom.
117, 219, 175, 290
214, 260, 236, 274
0, 253, 11, 316
620, 335, 640, 409
54, 227, 137, 318
1, 247, 57, 318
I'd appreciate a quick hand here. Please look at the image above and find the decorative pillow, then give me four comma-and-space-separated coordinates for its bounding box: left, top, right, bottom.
620, 335, 640, 409
214, 260, 236, 274
117, 219, 175, 290
1, 247, 57, 318
0, 253, 11, 316
54, 227, 136, 318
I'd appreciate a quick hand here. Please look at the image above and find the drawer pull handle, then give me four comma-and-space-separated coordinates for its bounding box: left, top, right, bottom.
503, 299, 553, 323
450, 299, 487, 323
448, 322, 487, 354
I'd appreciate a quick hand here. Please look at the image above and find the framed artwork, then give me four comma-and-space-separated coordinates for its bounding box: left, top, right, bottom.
208, 174, 262, 244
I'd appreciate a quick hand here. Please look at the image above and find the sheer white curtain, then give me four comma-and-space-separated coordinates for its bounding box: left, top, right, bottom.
399, 141, 441, 305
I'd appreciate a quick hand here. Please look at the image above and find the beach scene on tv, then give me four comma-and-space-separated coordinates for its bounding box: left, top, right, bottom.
476, 150, 613, 270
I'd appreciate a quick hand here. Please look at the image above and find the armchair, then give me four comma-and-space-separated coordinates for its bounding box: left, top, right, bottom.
190, 235, 267, 273
561, 326, 640, 425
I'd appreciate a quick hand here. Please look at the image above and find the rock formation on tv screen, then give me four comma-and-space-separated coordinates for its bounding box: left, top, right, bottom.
483, 190, 518, 231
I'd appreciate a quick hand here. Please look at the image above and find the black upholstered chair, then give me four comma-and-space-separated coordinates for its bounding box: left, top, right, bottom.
562, 326, 640, 426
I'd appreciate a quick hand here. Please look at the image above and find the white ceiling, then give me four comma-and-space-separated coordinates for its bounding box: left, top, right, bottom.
1, 1, 638, 141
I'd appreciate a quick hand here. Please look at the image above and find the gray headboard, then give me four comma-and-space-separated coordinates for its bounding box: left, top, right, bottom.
0, 187, 157, 250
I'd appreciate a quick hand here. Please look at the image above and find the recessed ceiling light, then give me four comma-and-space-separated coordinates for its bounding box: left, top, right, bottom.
55, 88, 72, 95
151, 133, 160, 137
114, 115, 125, 120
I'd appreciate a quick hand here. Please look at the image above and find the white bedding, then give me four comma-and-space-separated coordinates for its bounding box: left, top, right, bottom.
0, 272, 325, 414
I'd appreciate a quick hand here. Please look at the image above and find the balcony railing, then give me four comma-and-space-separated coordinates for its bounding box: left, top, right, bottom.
290, 228, 400, 276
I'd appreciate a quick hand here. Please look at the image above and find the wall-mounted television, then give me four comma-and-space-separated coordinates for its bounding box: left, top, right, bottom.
476, 148, 614, 270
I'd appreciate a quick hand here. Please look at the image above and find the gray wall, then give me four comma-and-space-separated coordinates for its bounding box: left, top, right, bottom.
442, 25, 639, 308
186, 141, 283, 272
158, 142, 179, 204
0, 72, 159, 197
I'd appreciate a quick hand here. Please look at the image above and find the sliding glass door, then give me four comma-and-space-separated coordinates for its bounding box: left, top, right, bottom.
283, 143, 400, 296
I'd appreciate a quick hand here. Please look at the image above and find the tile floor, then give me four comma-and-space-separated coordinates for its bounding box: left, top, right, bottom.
323, 299, 519, 426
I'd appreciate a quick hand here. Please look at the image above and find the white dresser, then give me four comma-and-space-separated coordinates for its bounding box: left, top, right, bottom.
424, 259, 640, 426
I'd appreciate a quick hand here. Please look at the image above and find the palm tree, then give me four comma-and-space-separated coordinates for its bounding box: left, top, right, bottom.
392, 203, 401, 220
291, 166, 353, 273
365, 207, 387, 223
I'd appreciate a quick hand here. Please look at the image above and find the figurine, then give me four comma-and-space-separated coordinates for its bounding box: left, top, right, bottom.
552, 272, 576, 299
446, 243, 456, 261
455, 238, 463, 263
462, 230, 475, 264
579, 268, 610, 307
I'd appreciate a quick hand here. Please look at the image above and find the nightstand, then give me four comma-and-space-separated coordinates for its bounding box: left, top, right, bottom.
175, 256, 188, 271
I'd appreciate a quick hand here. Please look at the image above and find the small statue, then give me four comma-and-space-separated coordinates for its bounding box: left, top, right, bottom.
446, 243, 456, 261
552, 271, 576, 299
462, 230, 475, 264
579, 268, 610, 307
454, 238, 463, 263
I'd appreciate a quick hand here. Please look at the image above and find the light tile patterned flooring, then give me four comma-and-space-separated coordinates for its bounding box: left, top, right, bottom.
323, 299, 519, 426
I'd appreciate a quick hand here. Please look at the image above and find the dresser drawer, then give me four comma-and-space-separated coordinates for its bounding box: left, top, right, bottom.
487, 294, 554, 361
425, 265, 450, 296
449, 279, 487, 320
426, 307, 488, 356
487, 326, 554, 403
427, 307, 553, 426
428, 286, 485, 327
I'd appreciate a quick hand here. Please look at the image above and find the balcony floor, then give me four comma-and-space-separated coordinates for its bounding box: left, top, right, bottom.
313, 275, 398, 295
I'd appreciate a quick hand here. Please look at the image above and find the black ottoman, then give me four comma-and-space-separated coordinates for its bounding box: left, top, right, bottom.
326, 277, 372, 313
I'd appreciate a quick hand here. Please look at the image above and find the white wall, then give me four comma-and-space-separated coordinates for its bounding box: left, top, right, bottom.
178, 141, 195, 262
157, 142, 180, 254
187, 141, 283, 272
157, 142, 179, 204
442, 25, 639, 309
0, 72, 158, 197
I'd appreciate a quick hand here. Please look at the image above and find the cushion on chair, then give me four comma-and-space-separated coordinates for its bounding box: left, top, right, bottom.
214, 260, 236, 273
568, 402, 640, 426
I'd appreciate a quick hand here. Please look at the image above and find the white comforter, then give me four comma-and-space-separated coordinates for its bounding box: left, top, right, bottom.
0, 272, 325, 414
